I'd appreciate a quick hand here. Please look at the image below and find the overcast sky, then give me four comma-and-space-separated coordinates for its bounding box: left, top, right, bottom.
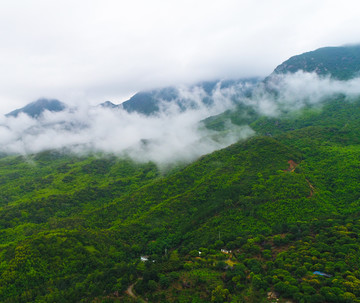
0, 0, 359, 115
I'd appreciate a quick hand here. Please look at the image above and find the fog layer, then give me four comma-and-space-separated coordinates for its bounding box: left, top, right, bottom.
0, 82, 255, 164
1, 73, 360, 165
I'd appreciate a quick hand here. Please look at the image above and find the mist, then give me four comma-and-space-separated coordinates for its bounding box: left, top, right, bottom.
242, 71, 360, 117
1, 73, 360, 165
0, 82, 255, 165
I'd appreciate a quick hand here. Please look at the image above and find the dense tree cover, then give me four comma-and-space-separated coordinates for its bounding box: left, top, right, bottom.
271, 45, 360, 80
1, 95, 360, 301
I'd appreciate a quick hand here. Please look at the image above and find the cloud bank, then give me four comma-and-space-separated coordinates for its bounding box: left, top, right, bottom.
1, 73, 360, 165
0, 83, 255, 165
244, 72, 360, 117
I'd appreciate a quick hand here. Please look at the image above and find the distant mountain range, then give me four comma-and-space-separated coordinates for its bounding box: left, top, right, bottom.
5, 45, 360, 119
119, 79, 259, 115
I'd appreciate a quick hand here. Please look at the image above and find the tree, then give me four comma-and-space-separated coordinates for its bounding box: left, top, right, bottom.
252, 274, 268, 291
211, 285, 231, 303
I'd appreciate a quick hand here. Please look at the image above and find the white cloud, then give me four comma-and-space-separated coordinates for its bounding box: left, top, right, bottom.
2, 73, 360, 166
244, 72, 360, 117
0, 83, 254, 165
0, 0, 360, 114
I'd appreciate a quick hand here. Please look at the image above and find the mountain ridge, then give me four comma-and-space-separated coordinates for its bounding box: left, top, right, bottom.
6, 98, 67, 118
272, 44, 360, 80
5, 45, 360, 119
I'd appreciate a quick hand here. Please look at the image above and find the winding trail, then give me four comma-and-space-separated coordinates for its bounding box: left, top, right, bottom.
126, 278, 144, 301
126, 282, 137, 298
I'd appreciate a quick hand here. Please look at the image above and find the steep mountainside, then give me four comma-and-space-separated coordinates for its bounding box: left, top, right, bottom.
1, 95, 360, 302
1, 46, 360, 302
272, 45, 360, 79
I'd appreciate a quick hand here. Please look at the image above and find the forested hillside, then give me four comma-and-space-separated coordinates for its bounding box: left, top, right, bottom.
272, 45, 360, 80
0, 93, 360, 302
1, 46, 360, 302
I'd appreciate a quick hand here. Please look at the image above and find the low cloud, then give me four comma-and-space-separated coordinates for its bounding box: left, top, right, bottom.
0, 83, 255, 165
1, 73, 360, 166
244, 71, 360, 116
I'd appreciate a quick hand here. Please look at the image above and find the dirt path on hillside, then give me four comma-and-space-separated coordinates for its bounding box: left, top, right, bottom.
284, 160, 315, 198
126, 278, 144, 301
126, 282, 137, 298
305, 178, 315, 197
284, 160, 298, 172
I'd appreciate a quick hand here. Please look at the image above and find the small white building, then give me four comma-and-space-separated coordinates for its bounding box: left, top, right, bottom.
140, 256, 149, 262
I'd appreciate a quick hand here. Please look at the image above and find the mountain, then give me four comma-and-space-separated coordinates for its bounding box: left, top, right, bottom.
121, 87, 178, 115
272, 44, 360, 79
121, 45, 360, 116
120, 46, 360, 117
5, 45, 359, 119
205, 45, 360, 132
1, 46, 360, 302
120, 78, 259, 115
3, 78, 257, 119
99, 100, 120, 109
1, 94, 360, 302
6, 98, 67, 118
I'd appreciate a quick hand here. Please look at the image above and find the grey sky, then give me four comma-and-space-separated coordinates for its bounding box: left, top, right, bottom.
0, 0, 359, 115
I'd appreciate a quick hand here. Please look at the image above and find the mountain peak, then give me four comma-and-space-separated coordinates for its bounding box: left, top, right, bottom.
272, 45, 360, 80
6, 98, 67, 118
99, 101, 119, 109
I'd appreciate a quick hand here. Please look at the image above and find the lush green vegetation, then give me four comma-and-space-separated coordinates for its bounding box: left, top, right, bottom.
272, 45, 360, 80
1, 92, 360, 302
